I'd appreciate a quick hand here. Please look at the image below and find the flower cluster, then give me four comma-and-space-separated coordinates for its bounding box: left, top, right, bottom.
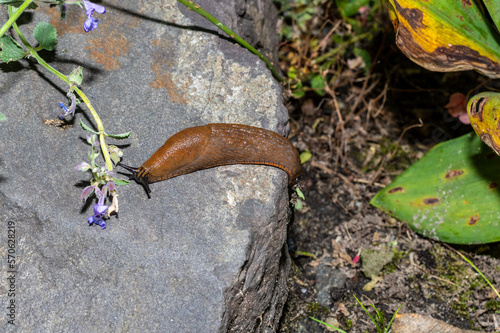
77, 135, 122, 229
82, 0, 106, 32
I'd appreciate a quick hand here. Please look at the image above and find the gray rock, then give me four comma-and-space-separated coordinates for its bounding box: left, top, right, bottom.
316, 261, 347, 308
0, 0, 290, 331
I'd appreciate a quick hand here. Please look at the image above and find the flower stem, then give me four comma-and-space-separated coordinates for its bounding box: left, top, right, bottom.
175, 0, 284, 83
0, 0, 34, 39
6, 6, 114, 171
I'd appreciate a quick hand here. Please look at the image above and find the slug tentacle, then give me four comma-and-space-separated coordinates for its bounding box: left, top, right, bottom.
116, 162, 152, 198
118, 123, 301, 197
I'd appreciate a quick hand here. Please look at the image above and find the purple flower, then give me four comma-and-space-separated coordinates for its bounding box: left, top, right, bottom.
58, 93, 76, 119
80, 185, 97, 202
82, 0, 106, 32
88, 193, 108, 229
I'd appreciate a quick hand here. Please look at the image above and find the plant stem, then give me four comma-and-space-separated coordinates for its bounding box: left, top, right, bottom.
6, 6, 114, 171
175, 0, 284, 83
0, 0, 34, 39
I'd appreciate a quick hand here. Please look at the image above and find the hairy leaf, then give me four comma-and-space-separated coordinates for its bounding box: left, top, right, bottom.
33, 21, 57, 51
0, 35, 24, 63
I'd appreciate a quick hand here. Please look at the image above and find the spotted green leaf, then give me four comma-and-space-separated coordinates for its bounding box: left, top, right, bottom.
0, 35, 24, 63
371, 133, 500, 244
467, 92, 500, 156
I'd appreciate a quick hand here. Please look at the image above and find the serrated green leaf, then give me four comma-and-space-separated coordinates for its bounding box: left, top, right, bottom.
371, 133, 500, 244
79, 120, 98, 134
106, 131, 131, 139
0, 0, 38, 9
0, 35, 24, 63
0, 112, 7, 121
68, 67, 83, 85
113, 179, 130, 186
33, 21, 57, 51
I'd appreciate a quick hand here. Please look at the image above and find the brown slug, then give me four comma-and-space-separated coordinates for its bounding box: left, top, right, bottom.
118, 123, 301, 197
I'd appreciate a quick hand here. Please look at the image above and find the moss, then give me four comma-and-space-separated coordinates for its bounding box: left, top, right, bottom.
305, 302, 329, 316
485, 299, 500, 311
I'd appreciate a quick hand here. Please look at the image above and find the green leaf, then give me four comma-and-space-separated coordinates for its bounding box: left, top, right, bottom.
0, 112, 6, 121
291, 81, 306, 99
0, 35, 24, 63
353, 47, 372, 70
310, 75, 325, 96
336, 0, 369, 18
371, 133, 500, 244
0, 0, 38, 9
33, 21, 57, 51
113, 179, 130, 186
300, 150, 312, 164
483, 0, 500, 34
388, 0, 500, 78
106, 131, 132, 139
296, 187, 305, 200
79, 120, 98, 134
68, 67, 83, 85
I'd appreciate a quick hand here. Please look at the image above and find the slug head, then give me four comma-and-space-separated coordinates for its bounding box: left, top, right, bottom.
117, 162, 152, 198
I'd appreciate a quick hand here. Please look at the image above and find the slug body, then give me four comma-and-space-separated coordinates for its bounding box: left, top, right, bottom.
119, 123, 301, 196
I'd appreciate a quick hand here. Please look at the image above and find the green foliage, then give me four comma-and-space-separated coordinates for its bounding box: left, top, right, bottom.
68, 67, 83, 85
299, 149, 312, 164
106, 131, 132, 139
80, 120, 98, 134
0, 0, 38, 9
33, 21, 57, 51
388, 0, 500, 78
371, 133, 500, 244
309, 317, 347, 333
336, 0, 369, 18
0, 112, 6, 121
353, 295, 402, 333
482, 0, 500, 33
310, 296, 402, 333
0, 35, 23, 62
310, 75, 325, 96
278, 0, 383, 99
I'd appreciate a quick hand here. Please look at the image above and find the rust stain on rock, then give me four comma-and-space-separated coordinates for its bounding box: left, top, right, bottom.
150, 39, 190, 105
85, 35, 131, 70
445, 170, 464, 179
151, 62, 188, 104
423, 197, 439, 205
47, 6, 82, 36
467, 215, 479, 226
388, 186, 405, 194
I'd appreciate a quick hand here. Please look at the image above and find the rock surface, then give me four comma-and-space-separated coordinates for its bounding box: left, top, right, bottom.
0, 0, 291, 331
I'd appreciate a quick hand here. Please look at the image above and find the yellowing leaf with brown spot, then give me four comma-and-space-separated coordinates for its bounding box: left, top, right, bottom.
388, 0, 500, 78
